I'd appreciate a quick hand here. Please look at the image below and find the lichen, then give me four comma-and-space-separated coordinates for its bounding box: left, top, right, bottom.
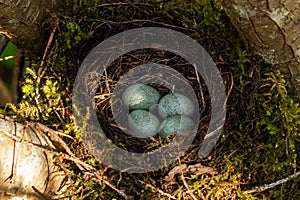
268, 7, 290, 27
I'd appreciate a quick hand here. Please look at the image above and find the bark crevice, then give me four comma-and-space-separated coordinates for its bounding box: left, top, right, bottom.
222, 0, 300, 97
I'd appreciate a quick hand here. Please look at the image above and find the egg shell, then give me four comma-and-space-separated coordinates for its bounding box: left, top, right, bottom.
128, 110, 160, 138
159, 115, 194, 137
122, 84, 160, 111
158, 93, 194, 118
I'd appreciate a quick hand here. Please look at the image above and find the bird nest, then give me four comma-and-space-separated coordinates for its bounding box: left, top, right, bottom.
92, 48, 211, 154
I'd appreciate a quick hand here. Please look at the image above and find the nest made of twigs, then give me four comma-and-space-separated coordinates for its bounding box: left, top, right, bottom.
93, 48, 211, 154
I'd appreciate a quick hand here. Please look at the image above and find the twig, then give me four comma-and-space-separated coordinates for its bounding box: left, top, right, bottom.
101, 177, 128, 199
180, 172, 205, 200
88, 18, 197, 33
27, 122, 86, 173
28, 122, 74, 140
39, 17, 58, 74
103, 67, 111, 95
0, 31, 14, 40
95, 2, 144, 8
53, 108, 66, 126
35, 16, 59, 114
225, 72, 234, 107
123, 0, 145, 12
0, 55, 15, 61
194, 65, 205, 108
244, 171, 300, 194
96, 2, 130, 7
164, 163, 217, 182
139, 180, 176, 200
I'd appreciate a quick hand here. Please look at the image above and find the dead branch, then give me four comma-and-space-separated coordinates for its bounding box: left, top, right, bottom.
245, 171, 300, 194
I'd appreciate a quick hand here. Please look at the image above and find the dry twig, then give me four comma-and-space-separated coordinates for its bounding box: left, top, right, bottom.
35, 15, 59, 114
0, 56, 15, 61
245, 171, 300, 194
225, 72, 234, 107
139, 180, 176, 200
164, 163, 217, 182
180, 173, 203, 200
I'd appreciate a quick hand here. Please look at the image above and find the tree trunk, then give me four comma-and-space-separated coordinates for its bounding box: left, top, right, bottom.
221, 0, 300, 97
0, 0, 63, 57
0, 118, 70, 199
0, 77, 11, 106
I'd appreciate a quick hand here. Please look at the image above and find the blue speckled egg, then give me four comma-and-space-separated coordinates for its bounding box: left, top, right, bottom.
128, 110, 160, 138
158, 93, 194, 118
122, 84, 160, 111
159, 115, 194, 137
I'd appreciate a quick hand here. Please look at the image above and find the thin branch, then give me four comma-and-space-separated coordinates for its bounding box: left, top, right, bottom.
0, 31, 13, 40
225, 72, 234, 107
180, 173, 199, 200
139, 180, 176, 200
94, 2, 143, 8
0, 55, 15, 61
28, 122, 74, 140
245, 171, 300, 194
88, 18, 197, 33
35, 16, 59, 114
194, 65, 205, 108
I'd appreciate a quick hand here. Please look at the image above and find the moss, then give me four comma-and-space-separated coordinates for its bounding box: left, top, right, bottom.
1, 0, 300, 199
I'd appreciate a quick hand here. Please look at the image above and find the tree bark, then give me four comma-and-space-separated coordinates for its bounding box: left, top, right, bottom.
221, 0, 300, 97
0, 0, 63, 57
0, 77, 11, 106
0, 118, 69, 199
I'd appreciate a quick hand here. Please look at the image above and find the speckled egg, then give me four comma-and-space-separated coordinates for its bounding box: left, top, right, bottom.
158, 93, 194, 118
122, 84, 160, 111
128, 110, 160, 138
159, 115, 194, 137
